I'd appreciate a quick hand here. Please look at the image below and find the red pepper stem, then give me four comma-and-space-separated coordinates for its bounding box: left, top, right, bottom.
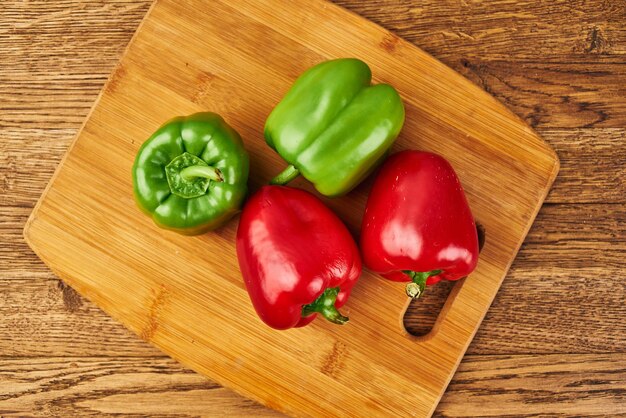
270, 164, 300, 185
301, 287, 349, 325
402, 270, 443, 299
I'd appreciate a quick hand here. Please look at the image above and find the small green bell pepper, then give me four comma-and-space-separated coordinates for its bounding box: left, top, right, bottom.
265, 58, 405, 196
132, 112, 249, 235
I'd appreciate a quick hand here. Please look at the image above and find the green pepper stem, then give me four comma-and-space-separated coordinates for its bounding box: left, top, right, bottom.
301, 287, 349, 325
403, 270, 443, 299
180, 165, 223, 182
270, 164, 300, 186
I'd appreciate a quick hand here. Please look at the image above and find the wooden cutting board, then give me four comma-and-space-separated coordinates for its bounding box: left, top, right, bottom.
23, 0, 559, 416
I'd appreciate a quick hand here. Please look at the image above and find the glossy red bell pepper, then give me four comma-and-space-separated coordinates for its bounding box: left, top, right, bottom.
236, 186, 361, 330
360, 150, 479, 299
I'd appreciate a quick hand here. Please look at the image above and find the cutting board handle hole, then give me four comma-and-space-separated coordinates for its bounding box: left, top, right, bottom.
402, 221, 486, 337
402, 280, 457, 337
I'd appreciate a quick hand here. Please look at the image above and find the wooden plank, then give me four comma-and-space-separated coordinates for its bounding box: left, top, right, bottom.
1, 354, 623, 417
1, 206, 52, 277
517, 203, 626, 269
438, 354, 626, 417
0, 278, 160, 357
5, 0, 624, 64
469, 266, 626, 355
0, 1, 149, 131
543, 128, 625, 204
335, 0, 626, 60
456, 60, 626, 129
0, 356, 281, 417
0, 130, 71, 207
2, 1, 625, 131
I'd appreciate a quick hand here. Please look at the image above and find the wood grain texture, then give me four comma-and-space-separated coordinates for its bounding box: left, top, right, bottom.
21, 0, 559, 416
335, 0, 626, 60
456, 60, 626, 129
2, 0, 624, 417
3, 1, 625, 132
543, 129, 625, 204
0, 356, 281, 417
0, 278, 161, 357
438, 354, 626, 417
1, 355, 624, 417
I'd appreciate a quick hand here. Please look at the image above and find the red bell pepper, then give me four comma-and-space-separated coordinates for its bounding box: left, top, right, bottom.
360, 150, 479, 299
236, 186, 361, 330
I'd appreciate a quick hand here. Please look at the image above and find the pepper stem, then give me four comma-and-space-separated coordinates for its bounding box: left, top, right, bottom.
402, 270, 443, 299
270, 164, 300, 185
301, 287, 349, 325
180, 165, 223, 182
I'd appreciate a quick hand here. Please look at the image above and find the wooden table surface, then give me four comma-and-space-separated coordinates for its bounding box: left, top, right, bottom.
1, 1, 624, 416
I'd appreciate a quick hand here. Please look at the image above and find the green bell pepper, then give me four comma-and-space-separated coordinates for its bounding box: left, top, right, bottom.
265, 58, 405, 196
132, 112, 249, 235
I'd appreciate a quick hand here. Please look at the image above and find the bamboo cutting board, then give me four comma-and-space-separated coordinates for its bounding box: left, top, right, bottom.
23, 0, 559, 416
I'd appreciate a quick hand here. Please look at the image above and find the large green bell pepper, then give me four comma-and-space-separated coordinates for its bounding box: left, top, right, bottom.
132, 112, 249, 235
265, 58, 405, 196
